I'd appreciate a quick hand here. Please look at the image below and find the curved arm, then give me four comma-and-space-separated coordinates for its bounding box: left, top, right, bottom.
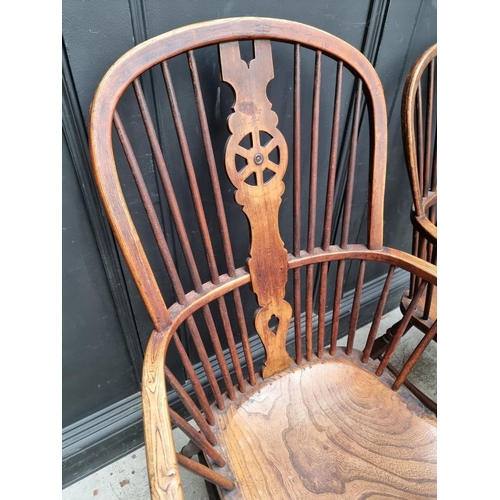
142, 331, 183, 500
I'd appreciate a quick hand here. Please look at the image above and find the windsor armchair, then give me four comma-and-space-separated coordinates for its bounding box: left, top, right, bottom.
370, 44, 437, 361
89, 18, 437, 500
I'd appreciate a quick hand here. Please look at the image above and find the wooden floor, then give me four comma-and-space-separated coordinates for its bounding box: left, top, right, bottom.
210, 354, 436, 500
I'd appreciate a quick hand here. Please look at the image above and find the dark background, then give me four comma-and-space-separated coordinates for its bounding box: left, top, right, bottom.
62, 0, 436, 487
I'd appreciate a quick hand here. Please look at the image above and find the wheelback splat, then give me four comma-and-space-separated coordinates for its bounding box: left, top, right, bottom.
221, 40, 292, 378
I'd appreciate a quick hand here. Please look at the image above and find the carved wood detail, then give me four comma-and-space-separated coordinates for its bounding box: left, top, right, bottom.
220, 40, 292, 378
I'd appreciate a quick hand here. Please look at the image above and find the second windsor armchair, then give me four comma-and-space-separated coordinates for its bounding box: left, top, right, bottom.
370, 44, 437, 363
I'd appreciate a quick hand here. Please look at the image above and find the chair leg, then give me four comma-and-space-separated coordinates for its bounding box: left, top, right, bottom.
180, 440, 201, 458
197, 451, 222, 500
180, 440, 221, 499
369, 319, 412, 360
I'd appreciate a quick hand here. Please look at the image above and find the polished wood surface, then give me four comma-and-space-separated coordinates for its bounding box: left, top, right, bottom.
89, 17, 438, 499
211, 355, 436, 499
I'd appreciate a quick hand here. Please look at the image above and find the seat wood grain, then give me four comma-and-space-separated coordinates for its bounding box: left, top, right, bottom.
209, 354, 436, 499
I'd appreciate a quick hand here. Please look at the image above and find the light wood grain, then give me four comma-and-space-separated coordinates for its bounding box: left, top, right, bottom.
142, 333, 183, 500
210, 355, 436, 499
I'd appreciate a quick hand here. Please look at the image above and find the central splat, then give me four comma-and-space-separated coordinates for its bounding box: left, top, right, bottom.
220, 39, 292, 378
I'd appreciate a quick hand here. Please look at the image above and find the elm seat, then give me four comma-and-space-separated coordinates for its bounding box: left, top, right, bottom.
211, 354, 436, 499
88, 17, 438, 499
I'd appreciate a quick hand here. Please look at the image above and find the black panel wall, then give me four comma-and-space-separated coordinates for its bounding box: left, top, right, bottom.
62, 0, 436, 487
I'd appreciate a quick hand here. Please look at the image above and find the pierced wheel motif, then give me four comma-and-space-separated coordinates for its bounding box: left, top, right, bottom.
233, 130, 284, 187
226, 127, 287, 193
